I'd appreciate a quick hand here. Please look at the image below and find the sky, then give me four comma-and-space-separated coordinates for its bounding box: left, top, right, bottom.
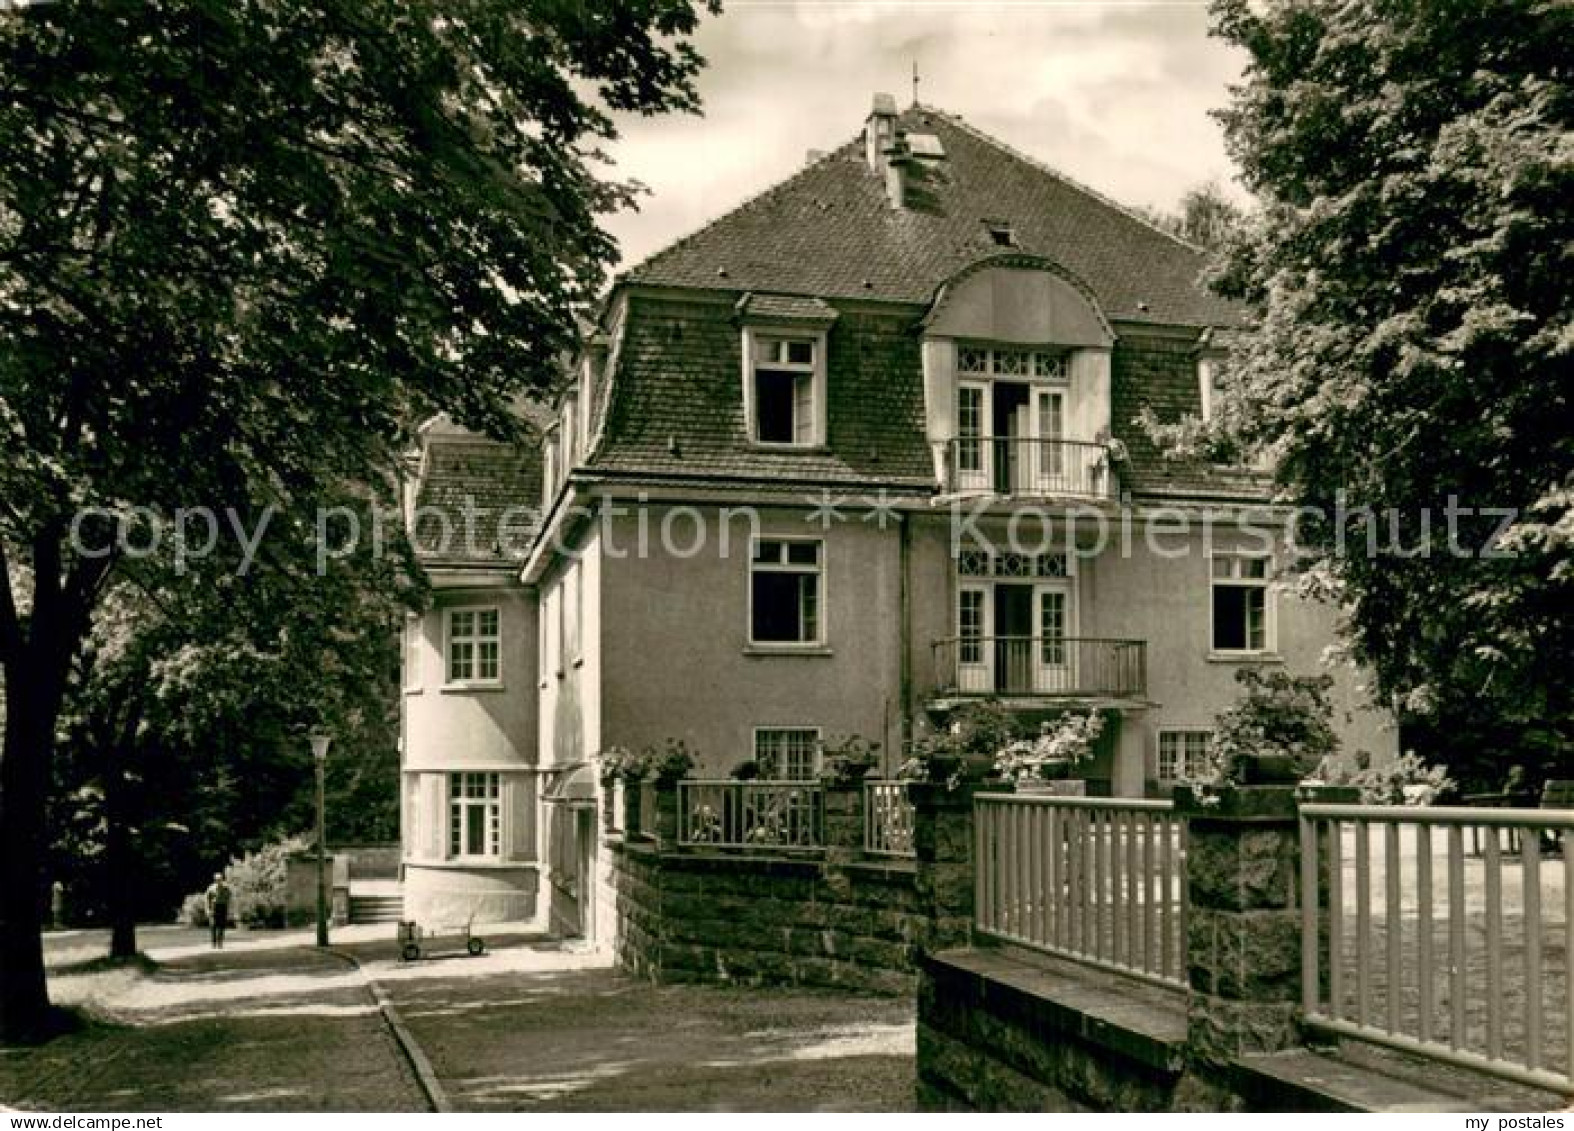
601, 1, 1251, 273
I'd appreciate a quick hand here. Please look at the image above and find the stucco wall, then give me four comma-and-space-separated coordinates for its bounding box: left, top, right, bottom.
597, 503, 905, 776
405, 585, 538, 770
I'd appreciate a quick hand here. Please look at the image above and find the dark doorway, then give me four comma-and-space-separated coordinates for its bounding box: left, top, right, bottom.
990, 382, 1028, 493
994, 583, 1032, 692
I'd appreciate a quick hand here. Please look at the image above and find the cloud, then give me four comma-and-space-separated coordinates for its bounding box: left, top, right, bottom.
601, 1, 1249, 272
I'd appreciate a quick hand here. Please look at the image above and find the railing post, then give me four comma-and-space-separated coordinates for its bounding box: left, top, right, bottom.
911, 778, 989, 954
1177, 783, 1304, 1064
822, 775, 865, 866
652, 775, 680, 849
620, 777, 645, 840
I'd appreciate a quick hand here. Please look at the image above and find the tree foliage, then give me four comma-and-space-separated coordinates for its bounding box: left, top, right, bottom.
0, 0, 717, 1041
1203, 0, 1573, 781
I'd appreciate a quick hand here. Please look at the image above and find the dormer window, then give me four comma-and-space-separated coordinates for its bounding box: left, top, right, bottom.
745, 329, 826, 447
985, 221, 1017, 248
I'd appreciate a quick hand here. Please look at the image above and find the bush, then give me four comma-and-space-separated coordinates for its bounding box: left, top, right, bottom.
177, 833, 309, 930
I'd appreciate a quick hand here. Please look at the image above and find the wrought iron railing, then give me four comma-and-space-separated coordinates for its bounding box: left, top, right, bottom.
865, 780, 915, 858
943, 437, 1116, 500
677, 780, 823, 851
1300, 803, 1574, 1095
931, 636, 1146, 699
975, 793, 1188, 990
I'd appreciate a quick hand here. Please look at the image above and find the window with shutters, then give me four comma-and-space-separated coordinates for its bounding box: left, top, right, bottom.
744, 330, 825, 447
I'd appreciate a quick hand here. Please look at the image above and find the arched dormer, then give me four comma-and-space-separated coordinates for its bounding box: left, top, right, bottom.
920, 256, 1117, 500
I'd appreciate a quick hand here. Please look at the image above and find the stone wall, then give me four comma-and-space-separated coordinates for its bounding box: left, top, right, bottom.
608, 837, 923, 995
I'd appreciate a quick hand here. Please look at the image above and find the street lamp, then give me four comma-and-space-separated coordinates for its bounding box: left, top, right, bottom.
310, 729, 333, 947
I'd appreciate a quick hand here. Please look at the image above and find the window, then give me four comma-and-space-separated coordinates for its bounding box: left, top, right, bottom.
749, 538, 823, 645
957, 383, 985, 473
1039, 590, 1066, 666
1198, 358, 1228, 422
448, 772, 501, 858
956, 344, 1067, 381
755, 728, 821, 780
985, 221, 1017, 247
747, 332, 823, 446
1211, 554, 1272, 653
446, 607, 501, 684
402, 616, 422, 692
1157, 730, 1213, 782
958, 588, 986, 665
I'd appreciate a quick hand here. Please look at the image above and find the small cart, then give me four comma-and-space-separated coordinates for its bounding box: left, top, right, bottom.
397, 916, 486, 961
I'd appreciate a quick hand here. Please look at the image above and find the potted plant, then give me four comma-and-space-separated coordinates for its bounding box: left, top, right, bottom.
817, 734, 880, 788
1181, 670, 1343, 809
899, 702, 1016, 790
649, 738, 697, 785
994, 710, 1105, 794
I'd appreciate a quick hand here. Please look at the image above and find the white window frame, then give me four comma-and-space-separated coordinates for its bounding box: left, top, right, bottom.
447, 771, 502, 859
753, 726, 823, 781
1198, 356, 1226, 422
741, 327, 827, 448
1209, 553, 1275, 656
1156, 729, 1214, 782
402, 615, 423, 694
747, 536, 826, 648
444, 605, 502, 688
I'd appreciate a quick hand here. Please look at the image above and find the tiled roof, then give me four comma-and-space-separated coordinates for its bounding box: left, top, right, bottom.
412, 436, 543, 566
624, 105, 1244, 329
589, 297, 935, 488
735, 292, 839, 324
1112, 334, 1269, 501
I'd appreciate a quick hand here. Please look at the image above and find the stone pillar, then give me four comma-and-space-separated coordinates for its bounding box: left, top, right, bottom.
1179, 784, 1303, 1064
600, 778, 618, 835
911, 780, 986, 954
822, 777, 866, 866
652, 777, 680, 849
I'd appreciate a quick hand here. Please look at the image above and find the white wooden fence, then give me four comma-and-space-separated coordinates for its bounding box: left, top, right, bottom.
1300, 803, 1574, 1094
974, 793, 1188, 990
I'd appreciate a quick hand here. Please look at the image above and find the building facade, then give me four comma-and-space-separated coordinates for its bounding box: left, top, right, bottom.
400, 95, 1397, 931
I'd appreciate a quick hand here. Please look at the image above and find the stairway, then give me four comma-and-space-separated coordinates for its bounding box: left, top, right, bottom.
349, 892, 405, 924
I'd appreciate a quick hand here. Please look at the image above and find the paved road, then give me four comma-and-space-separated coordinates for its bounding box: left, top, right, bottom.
1, 928, 915, 1112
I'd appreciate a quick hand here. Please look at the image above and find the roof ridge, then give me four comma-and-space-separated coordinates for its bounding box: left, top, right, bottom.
916, 103, 1211, 259
618, 130, 866, 284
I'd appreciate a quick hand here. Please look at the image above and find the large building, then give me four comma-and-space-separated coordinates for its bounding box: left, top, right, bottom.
399, 94, 1397, 932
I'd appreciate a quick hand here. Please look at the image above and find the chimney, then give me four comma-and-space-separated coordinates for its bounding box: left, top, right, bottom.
864, 92, 897, 173
884, 132, 915, 210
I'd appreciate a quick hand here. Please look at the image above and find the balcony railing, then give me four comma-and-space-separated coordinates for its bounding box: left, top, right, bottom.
943, 437, 1116, 501
931, 636, 1146, 700
678, 780, 823, 850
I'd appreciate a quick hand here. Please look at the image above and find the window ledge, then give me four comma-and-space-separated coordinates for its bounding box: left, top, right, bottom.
1206, 651, 1284, 665
441, 682, 508, 694
403, 687, 424, 697
743, 644, 833, 657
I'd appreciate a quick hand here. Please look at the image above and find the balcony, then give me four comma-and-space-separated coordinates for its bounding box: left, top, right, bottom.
930, 636, 1147, 704
942, 437, 1116, 501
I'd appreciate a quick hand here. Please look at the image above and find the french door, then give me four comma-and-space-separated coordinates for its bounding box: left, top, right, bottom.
956, 381, 989, 492
956, 583, 991, 692
1033, 582, 1074, 693
1030, 387, 1067, 493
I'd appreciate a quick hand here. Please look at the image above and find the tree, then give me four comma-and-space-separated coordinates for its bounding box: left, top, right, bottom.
1203, 0, 1572, 781
1141, 181, 1248, 253
51, 495, 408, 955
0, 0, 716, 1041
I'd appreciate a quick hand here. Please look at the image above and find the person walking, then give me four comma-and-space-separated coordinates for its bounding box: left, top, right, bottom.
204, 873, 232, 949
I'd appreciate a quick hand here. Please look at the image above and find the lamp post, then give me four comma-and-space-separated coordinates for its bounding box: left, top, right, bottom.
310, 729, 332, 947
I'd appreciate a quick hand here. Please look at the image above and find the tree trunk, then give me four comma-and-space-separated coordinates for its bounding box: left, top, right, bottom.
0, 672, 57, 1042
104, 707, 144, 962
104, 764, 137, 961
